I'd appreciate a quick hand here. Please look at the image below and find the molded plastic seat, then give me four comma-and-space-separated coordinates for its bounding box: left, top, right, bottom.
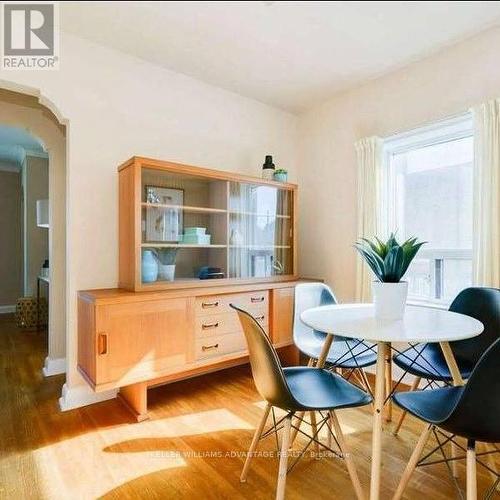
283, 367, 372, 411
393, 287, 500, 382
392, 343, 474, 381
393, 338, 500, 443
394, 386, 464, 423
294, 283, 377, 369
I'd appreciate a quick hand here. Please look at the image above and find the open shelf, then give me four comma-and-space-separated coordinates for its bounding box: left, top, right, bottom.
141, 243, 227, 249
119, 157, 297, 290
228, 210, 291, 219
229, 245, 291, 249
142, 202, 227, 214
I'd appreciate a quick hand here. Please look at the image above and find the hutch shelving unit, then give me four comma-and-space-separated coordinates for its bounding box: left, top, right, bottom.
78, 156, 302, 421
118, 156, 298, 291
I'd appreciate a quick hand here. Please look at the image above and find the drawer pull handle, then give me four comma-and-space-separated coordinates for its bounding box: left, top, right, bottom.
251, 296, 265, 303
202, 343, 219, 352
98, 333, 108, 355
255, 315, 265, 321
202, 301, 219, 308
202, 322, 219, 330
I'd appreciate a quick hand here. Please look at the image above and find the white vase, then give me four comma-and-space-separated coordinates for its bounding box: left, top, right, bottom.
158, 264, 176, 281
372, 281, 408, 320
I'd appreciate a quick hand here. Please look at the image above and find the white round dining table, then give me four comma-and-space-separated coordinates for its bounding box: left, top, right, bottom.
300, 303, 484, 500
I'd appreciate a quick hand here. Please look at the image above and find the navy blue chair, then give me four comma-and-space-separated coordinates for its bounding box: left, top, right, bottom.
231, 304, 371, 500
392, 287, 500, 435
392, 338, 500, 499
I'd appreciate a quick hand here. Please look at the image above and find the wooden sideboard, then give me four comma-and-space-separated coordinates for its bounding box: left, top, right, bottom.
78, 280, 306, 421
78, 158, 305, 420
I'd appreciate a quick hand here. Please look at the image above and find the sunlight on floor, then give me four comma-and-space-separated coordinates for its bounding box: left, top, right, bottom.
27, 408, 253, 499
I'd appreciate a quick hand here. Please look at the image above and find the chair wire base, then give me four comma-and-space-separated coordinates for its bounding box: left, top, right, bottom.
258, 409, 345, 476
416, 427, 500, 500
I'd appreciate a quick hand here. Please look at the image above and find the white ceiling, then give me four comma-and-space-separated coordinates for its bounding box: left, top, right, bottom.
61, 1, 500, 112
0, 126, 46, 171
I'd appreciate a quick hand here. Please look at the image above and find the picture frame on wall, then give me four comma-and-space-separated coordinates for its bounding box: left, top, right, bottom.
145, 185, 184, 242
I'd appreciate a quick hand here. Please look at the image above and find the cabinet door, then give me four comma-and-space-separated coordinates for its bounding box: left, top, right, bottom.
270, 287, 294, 347
227, 182, 294, 279
95, 298, 190, 386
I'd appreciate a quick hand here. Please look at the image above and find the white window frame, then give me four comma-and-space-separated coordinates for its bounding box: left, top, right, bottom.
383, 113, 473, 307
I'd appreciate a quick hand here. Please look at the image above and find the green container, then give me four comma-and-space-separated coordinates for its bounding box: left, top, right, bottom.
184, 227, 206, 235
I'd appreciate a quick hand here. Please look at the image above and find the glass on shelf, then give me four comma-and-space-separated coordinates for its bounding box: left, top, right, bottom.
228, 247, 292, 279
137, 166, 294, 285
228, 214, 291, 248
141, 167, 227, 211
140, 166, 228, 247
228, 182, 292, 217
227, 181, 293, 278
141, 206, 227, 246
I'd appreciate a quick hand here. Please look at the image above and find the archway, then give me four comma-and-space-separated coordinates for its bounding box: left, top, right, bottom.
0, 87, 67, 376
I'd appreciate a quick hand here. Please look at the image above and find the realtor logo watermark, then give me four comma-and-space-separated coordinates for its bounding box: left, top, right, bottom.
2, 2, 59, 69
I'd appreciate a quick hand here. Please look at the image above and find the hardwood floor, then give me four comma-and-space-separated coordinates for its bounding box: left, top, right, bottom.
0, 313, 498, 499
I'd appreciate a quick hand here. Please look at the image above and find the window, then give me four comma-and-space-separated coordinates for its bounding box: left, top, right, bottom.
384, 115, 473, 306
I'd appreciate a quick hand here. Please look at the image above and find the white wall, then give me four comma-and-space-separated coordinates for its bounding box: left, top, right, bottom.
0, 32, 298, 404
23, 156, 49, 296
298, 26, 500, 302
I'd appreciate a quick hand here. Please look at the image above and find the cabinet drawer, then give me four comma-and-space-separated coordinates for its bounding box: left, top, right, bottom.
195, 309, 267, 338
195, 332, 247, 361
195, 291, 269, 316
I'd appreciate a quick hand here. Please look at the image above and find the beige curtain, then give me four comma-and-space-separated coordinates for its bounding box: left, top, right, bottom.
355, 136, 384, 301
472, 100, 500, 287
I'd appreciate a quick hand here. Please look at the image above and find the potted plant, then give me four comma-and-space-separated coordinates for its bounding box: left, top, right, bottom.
273, 168, 288, 182
354, 233, 425, 319
155, 248, 178, 281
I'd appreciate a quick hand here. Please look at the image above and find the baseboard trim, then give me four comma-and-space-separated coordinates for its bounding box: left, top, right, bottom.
0, 305, 16, 314
59, 383, 118, 411
42, 356, 66, 376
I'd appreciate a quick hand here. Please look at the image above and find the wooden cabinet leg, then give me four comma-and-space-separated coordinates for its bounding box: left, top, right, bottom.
118, 382, 149, 422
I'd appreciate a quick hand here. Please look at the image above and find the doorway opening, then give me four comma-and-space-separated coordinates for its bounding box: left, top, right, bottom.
0, 88, 67, 379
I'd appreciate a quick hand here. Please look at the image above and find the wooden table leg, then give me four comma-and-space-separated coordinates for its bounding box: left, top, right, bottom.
440, 341, 465, 386
290, 337, 334, 447
317, 334, 334, 368
290, 358, 316, 446
370, 341, 389, 500
440, 341, 464, 477
384, 350, 393, 423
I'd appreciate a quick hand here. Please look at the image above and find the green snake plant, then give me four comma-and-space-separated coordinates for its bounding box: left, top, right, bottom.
354, 233, 426, 283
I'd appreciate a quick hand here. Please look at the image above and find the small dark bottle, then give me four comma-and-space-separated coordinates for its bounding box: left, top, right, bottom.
262, 155, 275, 180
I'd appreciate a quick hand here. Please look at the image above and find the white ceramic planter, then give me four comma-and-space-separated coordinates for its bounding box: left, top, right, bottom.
158, 264, 176, 281
372, 281, 408, 320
